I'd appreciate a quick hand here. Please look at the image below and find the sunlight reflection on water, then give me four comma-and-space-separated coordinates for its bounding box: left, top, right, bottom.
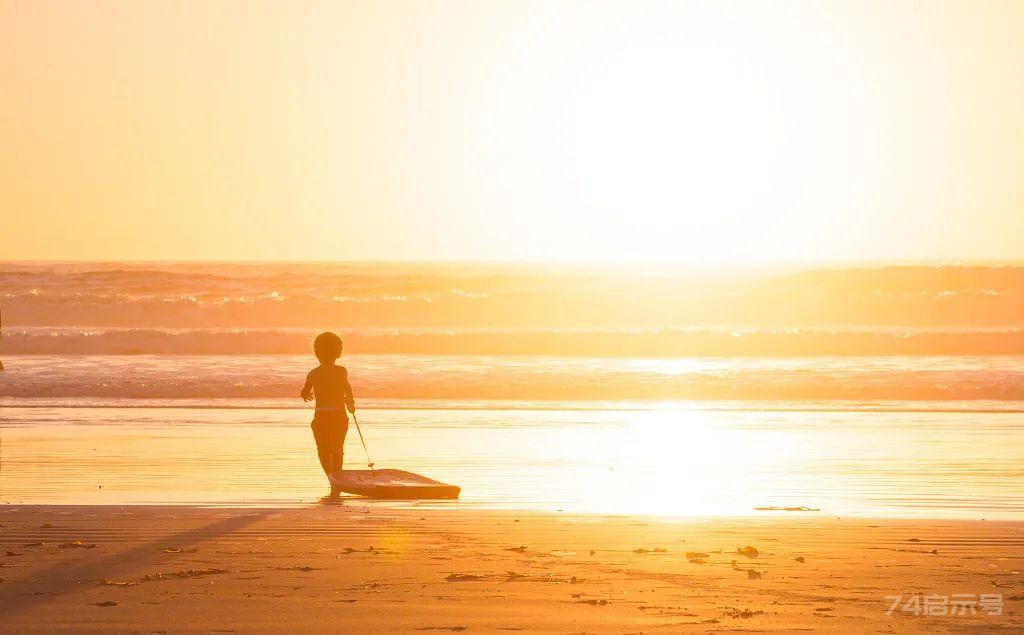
1, 405, 1022, 519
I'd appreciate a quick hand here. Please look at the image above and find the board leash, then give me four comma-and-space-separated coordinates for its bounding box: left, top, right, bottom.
351, 412, 374, 472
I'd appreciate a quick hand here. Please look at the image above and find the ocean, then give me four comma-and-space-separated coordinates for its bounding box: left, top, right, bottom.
2, 262, 1023, 517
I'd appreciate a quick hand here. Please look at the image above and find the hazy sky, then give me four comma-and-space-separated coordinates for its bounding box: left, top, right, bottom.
3, 1, 1024, 264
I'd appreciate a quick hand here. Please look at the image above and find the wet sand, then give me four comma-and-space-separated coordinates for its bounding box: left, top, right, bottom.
1, 505, 1021, 632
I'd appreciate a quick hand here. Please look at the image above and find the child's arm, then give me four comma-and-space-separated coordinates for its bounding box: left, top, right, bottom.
300, 370, 314, 402
343, 367, 356, 413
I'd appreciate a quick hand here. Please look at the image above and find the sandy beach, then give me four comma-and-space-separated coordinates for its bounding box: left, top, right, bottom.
1, 504, 1020, 633
6, 0, 1024, 631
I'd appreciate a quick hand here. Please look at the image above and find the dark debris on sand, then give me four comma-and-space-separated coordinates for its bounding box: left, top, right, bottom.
140, 568, 231, 582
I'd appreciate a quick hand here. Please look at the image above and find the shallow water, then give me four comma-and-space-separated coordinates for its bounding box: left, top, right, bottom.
2, 403, 1022, 518
6, 353, 1024, 401
4, 262, 1024, 518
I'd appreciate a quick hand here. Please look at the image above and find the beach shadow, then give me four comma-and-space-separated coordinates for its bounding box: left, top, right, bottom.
0, 506, 275, 618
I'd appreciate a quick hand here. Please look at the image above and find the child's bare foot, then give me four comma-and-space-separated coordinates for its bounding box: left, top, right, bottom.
322, 484, 344, 500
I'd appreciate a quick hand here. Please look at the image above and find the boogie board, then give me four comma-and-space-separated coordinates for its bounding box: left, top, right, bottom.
329, 469, 461, 500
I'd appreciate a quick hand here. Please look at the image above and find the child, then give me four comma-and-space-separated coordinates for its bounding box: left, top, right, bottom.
300, 331, 356, 499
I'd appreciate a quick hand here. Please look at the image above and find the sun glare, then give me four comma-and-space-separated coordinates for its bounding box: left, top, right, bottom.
5, 2, 1023, 263
570, 47, 791, 264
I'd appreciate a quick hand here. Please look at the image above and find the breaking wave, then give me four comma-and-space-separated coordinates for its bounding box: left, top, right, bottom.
5, 326, 1024, 357
5, 262, 1024, 329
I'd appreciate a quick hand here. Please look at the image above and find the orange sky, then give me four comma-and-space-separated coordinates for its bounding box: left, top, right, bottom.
3, 1, 1024, 264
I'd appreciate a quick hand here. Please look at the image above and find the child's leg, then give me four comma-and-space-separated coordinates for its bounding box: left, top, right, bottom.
327, 423, 344, 496
311, 418, 336, 476
313, 415, 349, 498
327, 442, 342, 475
325, 418, 346, 474
335, 422, 349, 473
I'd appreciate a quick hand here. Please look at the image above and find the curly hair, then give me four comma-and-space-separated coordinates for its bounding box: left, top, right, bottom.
313, 331, 343, 363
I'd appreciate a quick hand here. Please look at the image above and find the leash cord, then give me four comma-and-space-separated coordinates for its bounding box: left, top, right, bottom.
351, 412, 374, 471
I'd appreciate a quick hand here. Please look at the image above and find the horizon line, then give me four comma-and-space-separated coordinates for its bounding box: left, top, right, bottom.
3, 258, 1024, 275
